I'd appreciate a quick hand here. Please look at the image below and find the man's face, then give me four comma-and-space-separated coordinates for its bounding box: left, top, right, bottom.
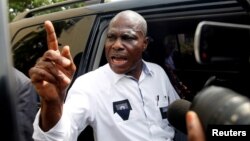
105, 16, 148, 76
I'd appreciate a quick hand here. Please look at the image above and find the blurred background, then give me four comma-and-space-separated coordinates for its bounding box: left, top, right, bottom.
8, 0, 123, 22
9, 0, 65, 21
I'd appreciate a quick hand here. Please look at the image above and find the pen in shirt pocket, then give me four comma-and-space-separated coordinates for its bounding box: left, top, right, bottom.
164, 95, 170, 104
156, 95, 170, 106
156, 95, 159, 106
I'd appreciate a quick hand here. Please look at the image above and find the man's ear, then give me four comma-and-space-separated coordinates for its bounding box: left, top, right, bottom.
143, 37, 149, 51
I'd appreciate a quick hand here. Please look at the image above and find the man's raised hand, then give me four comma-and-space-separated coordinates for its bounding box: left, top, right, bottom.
29, 20, 76, 103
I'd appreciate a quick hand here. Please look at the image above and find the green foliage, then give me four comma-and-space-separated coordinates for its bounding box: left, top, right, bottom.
8, 0, 65, 21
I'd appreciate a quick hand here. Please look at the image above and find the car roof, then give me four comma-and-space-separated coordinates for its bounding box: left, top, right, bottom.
12, 0, 216, 21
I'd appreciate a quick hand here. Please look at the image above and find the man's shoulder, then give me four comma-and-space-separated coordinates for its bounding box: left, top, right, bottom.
145, 61, 161, 67
14, 67, 30, 85
144, 61, 165, 72
76, 64, 110, 81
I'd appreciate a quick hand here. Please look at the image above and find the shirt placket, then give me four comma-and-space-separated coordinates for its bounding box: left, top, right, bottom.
137, 72, 155, 140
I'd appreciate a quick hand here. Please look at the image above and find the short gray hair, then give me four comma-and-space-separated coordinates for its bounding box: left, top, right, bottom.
110, 10, 147, 36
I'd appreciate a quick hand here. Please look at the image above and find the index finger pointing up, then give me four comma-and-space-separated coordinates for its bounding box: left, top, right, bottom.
44, 20, 59, 51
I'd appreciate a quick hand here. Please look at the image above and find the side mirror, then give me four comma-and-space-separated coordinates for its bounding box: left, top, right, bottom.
194, 21, 250, 65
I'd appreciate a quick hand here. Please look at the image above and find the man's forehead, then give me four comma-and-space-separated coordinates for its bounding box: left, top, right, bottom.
108, 13, 145, 36
107, 26, 138, 34
108, 21, 142, 33
110, 13, 142, 28
107, 27, 145, 37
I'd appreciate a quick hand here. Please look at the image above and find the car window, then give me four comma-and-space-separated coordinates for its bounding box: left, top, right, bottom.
11, 15, 96, 76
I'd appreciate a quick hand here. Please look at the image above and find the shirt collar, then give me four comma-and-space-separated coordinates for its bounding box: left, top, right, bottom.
111, 60, 153, 84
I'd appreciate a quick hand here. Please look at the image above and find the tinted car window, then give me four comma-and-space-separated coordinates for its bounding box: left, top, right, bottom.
11, 16, 96, 76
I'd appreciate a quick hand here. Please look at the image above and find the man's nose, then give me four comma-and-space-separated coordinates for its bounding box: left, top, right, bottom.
112, 39, 124, 51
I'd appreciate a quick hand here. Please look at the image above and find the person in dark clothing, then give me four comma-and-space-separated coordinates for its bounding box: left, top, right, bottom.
14, 68, 39, 141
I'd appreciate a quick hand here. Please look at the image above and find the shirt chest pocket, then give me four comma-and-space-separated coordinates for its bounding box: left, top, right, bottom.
112, 99, 141, 123
113, 109, 140, 123
158, 98, 169, 119
157, 98, 171, 129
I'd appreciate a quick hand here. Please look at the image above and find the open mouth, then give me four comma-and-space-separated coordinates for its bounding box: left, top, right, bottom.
111, 56, 128, 65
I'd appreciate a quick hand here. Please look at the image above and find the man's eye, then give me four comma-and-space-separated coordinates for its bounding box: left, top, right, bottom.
122, 36, 135, 41
107, 35, 115, 40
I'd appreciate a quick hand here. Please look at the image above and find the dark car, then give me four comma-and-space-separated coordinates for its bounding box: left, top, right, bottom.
8, 0, 250, 140
10, 0, 250, 98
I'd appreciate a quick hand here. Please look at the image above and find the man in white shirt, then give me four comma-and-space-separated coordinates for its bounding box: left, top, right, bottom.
30, 10, 180, 141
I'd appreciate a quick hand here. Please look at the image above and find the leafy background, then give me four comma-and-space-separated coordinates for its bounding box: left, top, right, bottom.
8, 0, 65, 21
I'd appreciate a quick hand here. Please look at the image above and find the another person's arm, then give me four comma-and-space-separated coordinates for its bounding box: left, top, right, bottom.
29, 20, 76, 131
186, 111, 206, 141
